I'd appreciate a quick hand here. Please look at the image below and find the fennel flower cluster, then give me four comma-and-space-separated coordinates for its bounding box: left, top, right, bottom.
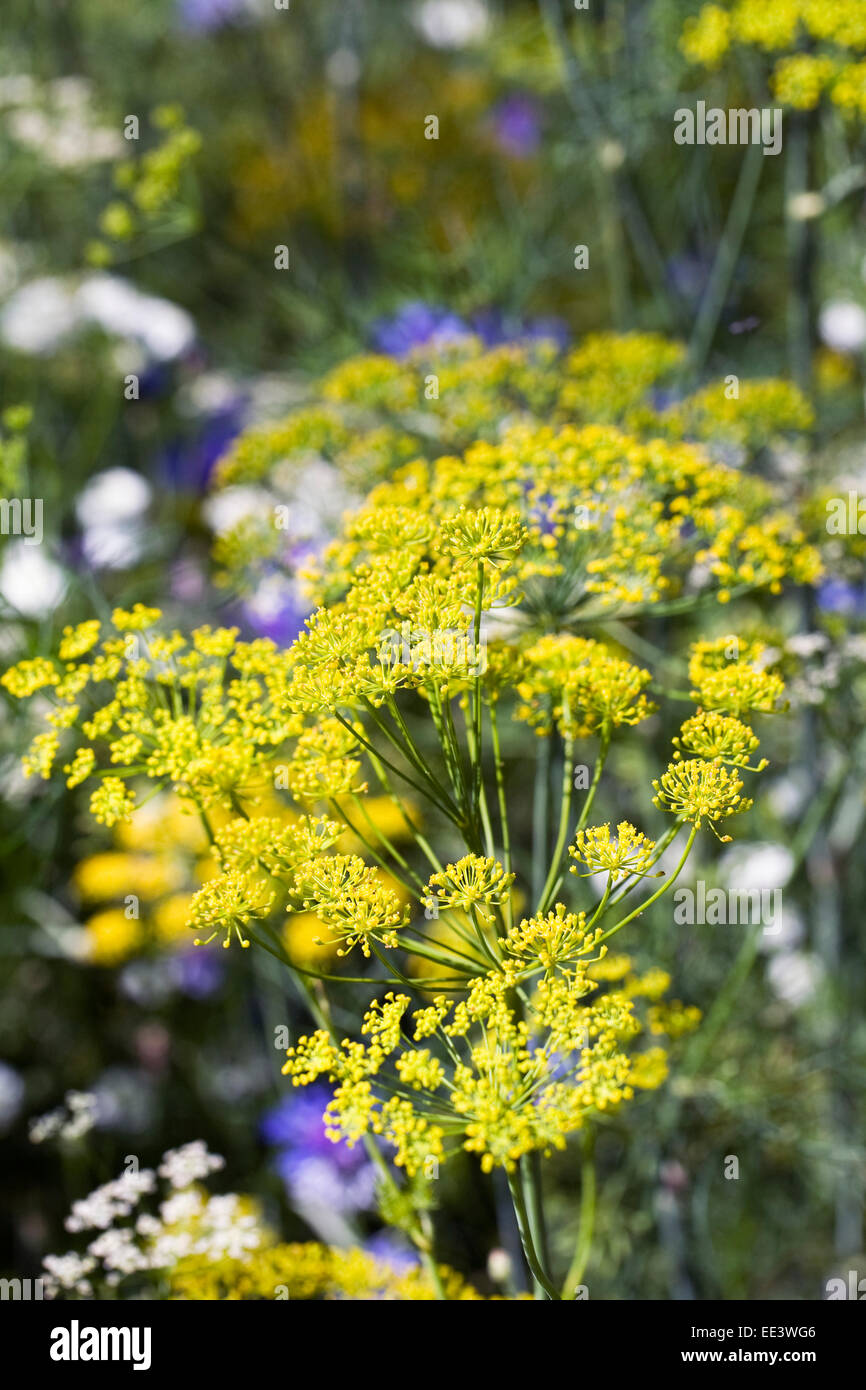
4, 532, 785, 1180
210, 332, 818, 614
681, 1, 866, 116
2, 336, 808, 1289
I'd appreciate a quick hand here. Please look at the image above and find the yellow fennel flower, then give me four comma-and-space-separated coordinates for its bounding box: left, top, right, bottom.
653, 759, 753, 836
570, 822, 658, 883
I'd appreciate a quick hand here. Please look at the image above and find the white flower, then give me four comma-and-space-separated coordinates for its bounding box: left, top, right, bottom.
135, 1214, 162, 1238
786, 191, 825, 222
819, 300, 866, 355
786, 632, 829, 659
414, 0, 489, 48
148, 1230, 196, 1267
766, 772, 811, 822
0, 74, 38, 106
767, 951, 823, 1008
720, 842, 795, 894
75, 467, 152, 527
326, 48, 361, 88
64, 1169, 155, 1232
0, 273, 195, 361
112, 1168, 157, 1205
65, 1185, 122, 1233
86, 1227, 147, 1275
29, 1107, 65, 1144
195, 1195, 265, 1260
487, 1248, 512, 1283
42, 1252, 96, 1297
202, 484, 272, 535
8, 107, 122, 167
159, 1189, 205, 1226
758, 901, 805, 954
60, 1090, 98, 1140
158, 1140, 225, 1189
0, 277, 80, 353
81, 522, 147, 571
0, 545, 67, 618
75, 275, 194, 359
182, 371, 244, 416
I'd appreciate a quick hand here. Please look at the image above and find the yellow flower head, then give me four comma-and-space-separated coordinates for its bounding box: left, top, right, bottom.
437, 505, 528, 568
653, 758, 753, 837
190, 869, 275, 949
570, 822, 658, 883
673, 711, 767, 770
290, 855, 408, 957
427, 855, 514, 923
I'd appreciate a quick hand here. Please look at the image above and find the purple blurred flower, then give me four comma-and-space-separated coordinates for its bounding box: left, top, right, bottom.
471, 307, 568, 350
518, 314, 569, 349
665, 252, 713, 304
371, 302, 469, 358
261, 1085, 336, 1153
365, 1230, 421, 1273
178, 0, 251, 32
275, 1152, 377, 1214
817, 579, 866, 618
169, 946, 225, 999
261, 1086, 377, 1215
373, 301, 568, 359
238, 572, 309, 647
492, 94, 541, 158
161, 399, 247, 493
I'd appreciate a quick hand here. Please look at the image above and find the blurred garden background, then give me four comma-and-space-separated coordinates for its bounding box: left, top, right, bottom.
1, 0, 865, 1300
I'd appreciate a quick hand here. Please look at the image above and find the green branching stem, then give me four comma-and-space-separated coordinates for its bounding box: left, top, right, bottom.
507, 1166, 560, 1300
596, 822, 698, 945
561, 1130, 596, 1299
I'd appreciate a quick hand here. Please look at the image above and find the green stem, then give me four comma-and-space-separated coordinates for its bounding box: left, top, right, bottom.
688, 141, 765, 378
561, 1130, 596, 1299
506, 1167, 560, 1300
531, 730, 551, 906
596, 822, 697, 945
489, 699, 512, 881
573, 726, 609, 835
522, 1153, 552, 1294
535, 710, 577, 915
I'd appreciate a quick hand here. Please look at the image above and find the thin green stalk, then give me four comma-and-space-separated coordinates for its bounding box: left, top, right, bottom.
573, 726, 610, 835
535, 711, 577, 915
386, 693, 454, 804
531, 730, 551, 906
785, 109, 816, 391
506, 1168, 560, 1300
393, 932, 482, 976
561, 1131, 596, 1299
522, 1153, 552, 1292
489, 698, 512, 880
471, 561, 485, 808
597, 822, 698, 945
688, 142, 764, 377
333, 708, 456, 821
427, 681, 466, 804
464, 706, 495, 857
367, 753, 444, 873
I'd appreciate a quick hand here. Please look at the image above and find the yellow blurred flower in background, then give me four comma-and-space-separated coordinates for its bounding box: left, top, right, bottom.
84, 908, 144, 966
